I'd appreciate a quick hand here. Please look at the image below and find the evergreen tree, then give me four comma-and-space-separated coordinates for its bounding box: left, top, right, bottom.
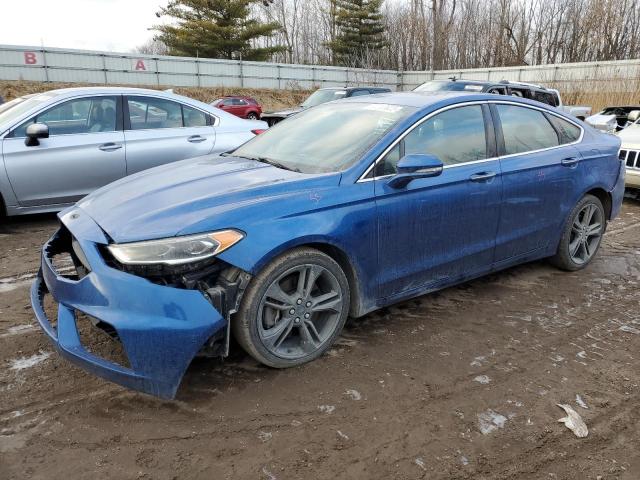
154, 0, 285, 61
328, 0, 387, 67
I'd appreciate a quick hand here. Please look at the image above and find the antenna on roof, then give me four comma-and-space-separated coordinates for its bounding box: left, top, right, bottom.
449, 76, 458, 82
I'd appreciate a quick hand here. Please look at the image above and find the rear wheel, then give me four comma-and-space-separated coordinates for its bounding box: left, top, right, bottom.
246, 112, 259, 120
233, 248, 350, 368
551, 194, 605, 271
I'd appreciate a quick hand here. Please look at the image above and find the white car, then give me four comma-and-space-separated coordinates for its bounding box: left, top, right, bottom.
586, 105, 640, 133
616, 110, 640, 191
0, 87, 267, 216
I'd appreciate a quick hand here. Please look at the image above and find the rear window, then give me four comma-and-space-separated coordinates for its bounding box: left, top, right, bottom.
533, 91, 558, 107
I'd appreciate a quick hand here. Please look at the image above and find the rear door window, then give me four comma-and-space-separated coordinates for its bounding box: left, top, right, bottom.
496, 104, 559, 155
127, 96, 183, 130
183, 105, 208, 127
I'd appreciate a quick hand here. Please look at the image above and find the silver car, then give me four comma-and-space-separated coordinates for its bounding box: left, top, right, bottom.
0, 87, 267, 216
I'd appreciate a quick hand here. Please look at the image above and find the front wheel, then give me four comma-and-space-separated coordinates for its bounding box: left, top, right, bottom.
233, 248, 350, 368
551, 194, 605, 271
246, 112, 259, 120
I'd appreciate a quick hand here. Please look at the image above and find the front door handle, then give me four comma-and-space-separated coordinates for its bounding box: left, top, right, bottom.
99, 142, 122, 152
561, 157, 579, 167
188, 135, 206, 143
469, 171, 497, 182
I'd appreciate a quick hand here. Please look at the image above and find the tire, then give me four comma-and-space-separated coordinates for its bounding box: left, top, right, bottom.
246, 112, 259, 120
551, 194, 605, 271
233, 247, 350, 368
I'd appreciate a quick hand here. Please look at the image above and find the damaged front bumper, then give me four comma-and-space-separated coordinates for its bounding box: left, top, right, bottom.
30, 209, 226, 399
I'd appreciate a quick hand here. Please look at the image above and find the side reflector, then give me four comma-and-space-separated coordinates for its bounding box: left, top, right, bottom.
251, 129, 267, 135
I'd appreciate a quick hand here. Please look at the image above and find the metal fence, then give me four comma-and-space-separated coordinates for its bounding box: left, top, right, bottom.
1, 44, 639, 92
402, 60, 640, 92
0, 44, 399, 90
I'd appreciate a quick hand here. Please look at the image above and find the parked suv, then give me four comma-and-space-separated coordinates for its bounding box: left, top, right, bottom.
261, 86, 392, 126
414, 79, 591, 119
0, 87, 267, 216
211, 96, 262, 120
615, 110, 640, 192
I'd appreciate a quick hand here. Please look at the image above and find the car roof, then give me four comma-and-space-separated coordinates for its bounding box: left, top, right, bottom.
319, 86, 390, 91
338, 91, 562, 111
425, 79, 550, 91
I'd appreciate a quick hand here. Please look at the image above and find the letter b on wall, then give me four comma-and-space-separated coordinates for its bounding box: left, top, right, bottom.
24, 52, 39, 65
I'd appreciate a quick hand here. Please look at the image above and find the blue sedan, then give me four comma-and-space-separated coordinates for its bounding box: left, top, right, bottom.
32, 92, 625, 398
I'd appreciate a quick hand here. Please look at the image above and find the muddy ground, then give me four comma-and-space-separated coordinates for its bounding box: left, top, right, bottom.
1, 200, 640, 480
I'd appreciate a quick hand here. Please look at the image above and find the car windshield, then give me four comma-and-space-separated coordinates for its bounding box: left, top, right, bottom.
414, 81, 484, 92
0, 92, 59, 128
232, 102, 415, 174
301, 89, 348, 108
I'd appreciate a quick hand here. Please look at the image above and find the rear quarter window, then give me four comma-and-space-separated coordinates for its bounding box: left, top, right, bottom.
548, 115, 582, 144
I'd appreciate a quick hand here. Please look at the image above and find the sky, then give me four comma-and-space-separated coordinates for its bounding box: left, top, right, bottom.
0, 0, 168, 53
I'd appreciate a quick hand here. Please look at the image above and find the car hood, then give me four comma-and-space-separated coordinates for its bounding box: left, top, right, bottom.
76, 155, 340, 243
617, 124, 640, 146
262, 107, 303, 117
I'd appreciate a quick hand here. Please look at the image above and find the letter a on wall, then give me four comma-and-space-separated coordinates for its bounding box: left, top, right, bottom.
134, 59, 147, 71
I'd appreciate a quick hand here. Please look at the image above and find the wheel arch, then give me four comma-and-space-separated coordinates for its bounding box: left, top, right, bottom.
585, 187, 612, 220
304, 242, 364, 318
247, 237, 366, 318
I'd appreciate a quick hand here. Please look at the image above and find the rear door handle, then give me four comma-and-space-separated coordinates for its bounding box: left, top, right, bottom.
99, 142, 122, 152
188, 135, 206, 143
561, 157, 579, 167
469, 171, 497, 182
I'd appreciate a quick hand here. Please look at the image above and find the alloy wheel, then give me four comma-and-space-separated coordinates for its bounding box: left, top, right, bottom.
257, 264, 344, 359
568, 202, 603, 265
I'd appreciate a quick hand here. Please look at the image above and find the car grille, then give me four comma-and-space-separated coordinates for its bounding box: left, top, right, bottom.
620, 149, 640, 170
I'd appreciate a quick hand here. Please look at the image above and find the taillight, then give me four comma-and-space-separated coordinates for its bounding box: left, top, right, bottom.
252, 129, 267, 135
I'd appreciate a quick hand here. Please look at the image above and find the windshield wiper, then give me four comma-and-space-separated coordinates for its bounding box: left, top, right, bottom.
234, 154, 302, 173
256, 157, 302, 173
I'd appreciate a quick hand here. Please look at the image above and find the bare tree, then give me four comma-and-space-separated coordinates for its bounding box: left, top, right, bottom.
132, 38, 169, 56
248, 0, 640, 71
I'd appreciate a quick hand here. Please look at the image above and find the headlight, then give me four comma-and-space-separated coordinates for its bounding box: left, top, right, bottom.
107, 230, 244, 266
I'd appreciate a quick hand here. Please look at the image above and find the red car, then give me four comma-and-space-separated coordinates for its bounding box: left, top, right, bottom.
211, 96, 262, 120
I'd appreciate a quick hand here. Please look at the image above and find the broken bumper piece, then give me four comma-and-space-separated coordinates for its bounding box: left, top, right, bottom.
30, 209, 226, 399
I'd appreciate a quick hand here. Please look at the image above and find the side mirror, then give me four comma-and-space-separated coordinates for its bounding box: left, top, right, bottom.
387, 153, 444, 189
25, 123, 49, 147
628, 110, 640, 122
